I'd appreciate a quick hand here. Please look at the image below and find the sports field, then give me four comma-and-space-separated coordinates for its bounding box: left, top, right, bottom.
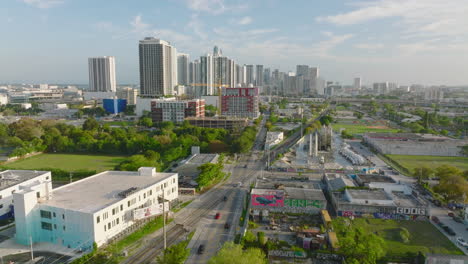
332, 123, 399, 135
2, 153, 127, 172
333, 218, 463, 260
387, 155, 468, 172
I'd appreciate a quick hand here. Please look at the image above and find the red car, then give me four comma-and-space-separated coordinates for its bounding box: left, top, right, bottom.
448, 212, 454, 217
215, 213, 221, 219
431, 216, 440, 223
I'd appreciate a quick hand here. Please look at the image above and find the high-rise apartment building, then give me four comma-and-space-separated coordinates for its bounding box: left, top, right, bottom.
221, 87, 259, 118
245, 65, 254, 86
354, 77, 361, 90
255, 65, 264, 86
88, 56, 116, 92
213, 54, 235, 87
177, 53, 189, 86
139, 37, 177, 97
189, 60, 201, 85
263, 68, 271, 85
200, 54, 214, 95
309, 67, 319, 95
235, 64, 246, 86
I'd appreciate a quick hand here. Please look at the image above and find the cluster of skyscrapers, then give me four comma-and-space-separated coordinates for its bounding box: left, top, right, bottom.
87, 37, 326, 98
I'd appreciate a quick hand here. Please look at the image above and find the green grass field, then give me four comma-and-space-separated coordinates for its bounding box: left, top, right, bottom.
334, 218, 463, 260
387, 155, 468, 172
332, 123, 399, 135
2, 153, 127, 172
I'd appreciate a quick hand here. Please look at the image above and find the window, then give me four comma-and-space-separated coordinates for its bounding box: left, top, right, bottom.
40, 210, 52, 219
104, 225, 106, 231
96, 216, 100, 224
112, 208, 116, 215
149, 190, 152, 196
41, 222, 52, 231
0, 195, 2, 199
54, 224, 57, 229
120, 204, 123, 211
108, 223, 111, 230
63, 225, 66, 231
62, 214, 65, 220
53, 212, 56, 218
36, 192, 40, 198
128, 201, 131, 207
46, 176, 49, 180
143, 193, 146, 199
116, 218, 119, 224
0, 204, 3, 209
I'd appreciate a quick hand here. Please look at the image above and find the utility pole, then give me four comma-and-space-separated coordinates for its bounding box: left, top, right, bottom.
30, 236, 34, 261
162, 190, 167, 249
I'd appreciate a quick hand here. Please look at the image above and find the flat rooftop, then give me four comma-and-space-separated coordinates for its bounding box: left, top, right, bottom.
188, 154, 218, 164
284, 187, 326, 201
347, 189, 391, 201
392, 192, 427, 207
0, 170, 49, 191
41, 170, 176, 214
356, 174, 395, 184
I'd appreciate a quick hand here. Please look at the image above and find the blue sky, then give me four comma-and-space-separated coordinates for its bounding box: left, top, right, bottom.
2, 0, 468, 85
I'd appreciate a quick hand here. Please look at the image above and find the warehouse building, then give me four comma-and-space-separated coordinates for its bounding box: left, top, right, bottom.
0, 170, 51, 220
14, 167, 178, 251
363, 133, 467, 157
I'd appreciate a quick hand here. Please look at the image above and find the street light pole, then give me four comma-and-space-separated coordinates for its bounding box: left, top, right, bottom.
162, 189, 166, 250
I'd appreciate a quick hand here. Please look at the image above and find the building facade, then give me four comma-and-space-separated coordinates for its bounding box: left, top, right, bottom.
177, 53, 189, 86
151, 99, 205, 123
221, 87, 259, 118
139, 38, 177, 97
88, 56, 116, 92
245, 65, 255, 86
14, 168, 178, 250
116, 87, 138, 105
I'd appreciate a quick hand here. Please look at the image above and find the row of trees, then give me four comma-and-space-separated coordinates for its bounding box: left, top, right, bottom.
1, 117, 254, 170
196, 155, 225, 189
414, 165, 468, 203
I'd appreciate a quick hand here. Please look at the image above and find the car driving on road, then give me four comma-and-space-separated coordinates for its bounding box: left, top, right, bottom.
197, 244, 205, 254
457, 237, 468, 247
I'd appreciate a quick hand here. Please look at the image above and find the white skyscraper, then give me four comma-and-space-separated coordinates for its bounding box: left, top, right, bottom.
88, 56, 116, 92
235, 64, 245, 86
177, 53, 189, 86
310, 67, 319, 94
354, 77, 362, 90
139, 37, 177, 97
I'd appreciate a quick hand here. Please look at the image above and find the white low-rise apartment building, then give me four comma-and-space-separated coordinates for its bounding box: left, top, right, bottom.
14, 167, 178, 251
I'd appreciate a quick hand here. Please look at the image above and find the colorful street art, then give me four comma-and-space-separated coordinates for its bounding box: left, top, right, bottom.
284, 199, 322, 209
251, 190, 284, 207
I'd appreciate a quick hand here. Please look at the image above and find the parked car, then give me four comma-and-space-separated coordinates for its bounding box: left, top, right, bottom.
444, 226, 456, 236
453, 216, 463, 223
197, 244, 205, 254
243, 164, 248, 168
431, 216, 440, 224
223, 196, 227, 201
224, 222, 230, 229
448, 211, 455, 217
215, 212, 221, 219
456, 237, 468, 247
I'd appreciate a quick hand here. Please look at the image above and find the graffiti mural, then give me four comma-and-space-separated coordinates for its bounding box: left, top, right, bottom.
284, 199, 323, 209
251, 190, 284, 207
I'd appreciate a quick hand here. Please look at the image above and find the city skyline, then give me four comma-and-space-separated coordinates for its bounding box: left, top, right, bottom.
2, 0, 468, 86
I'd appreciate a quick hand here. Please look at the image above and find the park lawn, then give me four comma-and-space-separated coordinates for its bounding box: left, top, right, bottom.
387, 155, 468, 172
335, 218, 463, 260
331, 123, 399, 135
2, 153, 127, 172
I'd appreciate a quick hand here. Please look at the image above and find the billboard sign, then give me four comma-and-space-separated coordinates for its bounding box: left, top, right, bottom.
251, 190, 284, 207
133, 202, 169, 220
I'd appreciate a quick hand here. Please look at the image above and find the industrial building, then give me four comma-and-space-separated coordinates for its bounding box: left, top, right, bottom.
151, 98, 205, 123
14, 167, 178, 250
0, 170, 51, 220
322, 173, 356, 191
221, 87, 259, 118
185, 116, 248, 132
363, 133, 467, 157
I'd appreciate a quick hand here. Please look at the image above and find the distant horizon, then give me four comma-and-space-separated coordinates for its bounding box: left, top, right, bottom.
2, 0, 468, 85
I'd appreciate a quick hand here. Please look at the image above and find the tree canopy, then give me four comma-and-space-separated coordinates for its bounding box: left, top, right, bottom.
208, 242, 266, 264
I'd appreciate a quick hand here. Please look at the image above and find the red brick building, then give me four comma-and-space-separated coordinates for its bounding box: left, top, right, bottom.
221, 87, 259, 118
151, 99, 205, 123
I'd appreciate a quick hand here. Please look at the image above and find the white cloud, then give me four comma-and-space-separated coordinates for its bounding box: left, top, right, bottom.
187, 14, 207, 40
184, 0, 247, 15
127, 15, 192, 43
354, 43, 384, 50
21, 0, 63, 8
237, 16, 252, 25
316, 0, 468, 38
